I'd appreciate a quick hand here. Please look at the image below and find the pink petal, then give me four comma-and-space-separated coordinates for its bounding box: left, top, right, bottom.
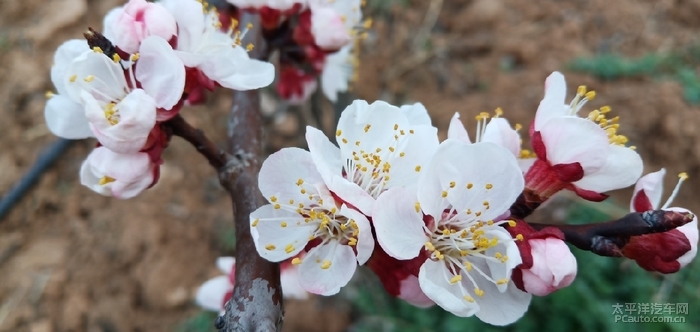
630, 169, 666, 212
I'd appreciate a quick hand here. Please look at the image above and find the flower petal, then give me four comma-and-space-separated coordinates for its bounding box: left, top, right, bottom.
320, 45, 352, 102
538, 117, 608, 171
216, 257, 235, 275
384, 124, 439, 190
447, 112, 471, 144
473, 279, 532, 326
195, 275, 232, 312
298, 241, 357, 295
305, 126, 343, 185
250, 204, 316, 262
398, 275, 434, 308
258, 147, 328, 207
136, 36, 185, 109
339, 204, 374, 265
201, 46, 275, 90
400, 103, 432, 126
482, 118, 521, 157
631, 169, 666, 211
44, 95, 93, 139
51, 39, 88, 97
65, 50, 128, 103
373, 187, 428, 260
280, 264, 309, 300
419, 259, 479, 317
534, 71, 567, 131
573, 144, 643, 193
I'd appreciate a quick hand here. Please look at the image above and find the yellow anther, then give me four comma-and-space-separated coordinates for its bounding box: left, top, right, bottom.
487, 220, 494, 225
409, 129, 415, 134
400, 152, 405, 157
414, 202, 421, 213
483, 201, 489, 206
494, 252, 502, 259
449, 275, 463, 284
363, 18, 372, 29
98, 176, 116, 185
679, 172, 689, 180
516, 234, 524, 241
494, 107, 503, 116
92, 46, 103, 53
246, 43, 254, 51
585, 91, 596, 100
449, 181, 456, 188
231, 18, 238, 28
376, 148, 382, 153
252, 219, 259, 227
265, 244, 276, 250
514, 123, 523, 130
69, 75, 77, 83
389, 147, 395, 152
364, 124, 371, 132
355, 141, 361, 146
45, 91, 55, 98
300, 189, 307, 194
291, 257, 302, 265
496, 278, 509, 285
588, 110, 600, 121
393, 124, 399, 130
466, 209, 472, 215
474, 288, 484, 297
335, 129, 343, 137
466, 183, 473, 189
342, 138, 348, 144
441, 191, 448, 198
289, 199, 294, 204
424, 242, 435, 251
415, 165, 421, 172
463, 295, 475, 303
130, 53, 140, 61
442, 228, 450, 236
475, 212, 482, 217
320, 260, 332, 269
285, 244, 295, 253
600, 105, 611, 113
577, 85, 587, 95
485, 184, 493, 189
246, 22, 253, 29
274, 204, 281, 209
400, 130, 405, 135
270, 196, 278, 202
464, 261, 472, 271
296, 178, 304, 186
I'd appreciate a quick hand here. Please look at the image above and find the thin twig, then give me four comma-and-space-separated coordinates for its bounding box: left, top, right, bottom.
167, 114, 228, 170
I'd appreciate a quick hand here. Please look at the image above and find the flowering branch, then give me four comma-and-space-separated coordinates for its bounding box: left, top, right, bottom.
166, 114, 228, 170
528, 210, 695, 257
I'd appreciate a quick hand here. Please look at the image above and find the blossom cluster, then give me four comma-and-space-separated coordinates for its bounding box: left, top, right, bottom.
228, 0, 368, 102
250, 71, 698, 325
44, 0, 274, 198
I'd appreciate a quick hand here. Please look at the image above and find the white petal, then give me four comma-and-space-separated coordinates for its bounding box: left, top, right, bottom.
384, 124, 440, 190
339, 204, 374, 265
534, 71, 568, 130
538, 117, 608, 171
136, 36, 185, 109
298, 242, 357, 295
305, 126, 343, 186
630, 168, 666, 211
216, 257, 235, 275
327, 174, 376, 216
160, 0, 204, 52
44, 95, 93, 139
51, 39, 89, 97
250, 204, 316, 262
258, 147, 328, 208
400, 103, 432, 126
473, 280, 532, 326
482, 118, 521, 157
447, 112, 471, 144
195, 276, 232, 312
201, 46, 275, 90
280, 264, 309, 300
574, 145, 643, 193
483, 228, 522, 292
419, 260, 479, 317
320, 45, 352, 102
372, 187, 428, 260
66, 51, 128, 103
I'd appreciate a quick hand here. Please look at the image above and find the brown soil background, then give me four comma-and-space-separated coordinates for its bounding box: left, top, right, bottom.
1, 0, 700, 331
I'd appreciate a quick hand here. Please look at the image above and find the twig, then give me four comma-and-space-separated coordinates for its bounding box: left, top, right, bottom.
167, 114, 228, 170
528, 210, 695, 257
217, 12, 284, 332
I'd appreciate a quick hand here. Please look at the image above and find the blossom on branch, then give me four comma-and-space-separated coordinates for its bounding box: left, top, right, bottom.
623, 169, 698, 273
80, 147, 157, 199
525, 71, 643, 202
372, 140, 531, 325
251, 147, 374, 295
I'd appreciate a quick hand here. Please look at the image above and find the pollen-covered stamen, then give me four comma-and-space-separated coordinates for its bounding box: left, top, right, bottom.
568, 85, 596, 116
338, 123, 413, 198
661, 172, 689, 209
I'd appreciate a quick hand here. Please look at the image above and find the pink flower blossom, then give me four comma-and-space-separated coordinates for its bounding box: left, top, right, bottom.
80, 147, 156, 199
107, 0, 177, 54
309, 0, 362, 51
372, 140, 531, 325
525, 72, 643, 201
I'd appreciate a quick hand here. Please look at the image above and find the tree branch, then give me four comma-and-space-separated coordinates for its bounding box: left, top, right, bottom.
528, 210, 695, 257
167, 114, 228, 170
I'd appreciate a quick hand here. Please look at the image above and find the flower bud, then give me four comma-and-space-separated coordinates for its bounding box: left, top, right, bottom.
79, 147, 156, 199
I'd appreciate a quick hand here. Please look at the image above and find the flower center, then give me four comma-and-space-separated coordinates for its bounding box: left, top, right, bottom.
103, 102, 119, 125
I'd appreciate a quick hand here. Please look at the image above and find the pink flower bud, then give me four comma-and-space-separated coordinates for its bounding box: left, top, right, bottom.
79, 147, 156, 199
111, 0, 177, 54
311, 7, 351, 50
518, 238, 577, 296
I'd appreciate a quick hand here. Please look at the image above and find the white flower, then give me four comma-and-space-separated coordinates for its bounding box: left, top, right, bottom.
373, 140, 531, 325
80, 147, 156, 199
162, 0, 275, 90
62, 36, 184, 153
44, 39, 94, 140
309, 0, 362, 50
306, 100, 439, 215
250, 147, 374, 295
528, 71, 643, 198
320, 44, 353, 102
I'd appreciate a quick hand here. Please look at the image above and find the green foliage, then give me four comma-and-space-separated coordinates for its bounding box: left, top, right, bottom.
347, 202, 700, 332
176, 311, 218, 332
569, 45, 700, 104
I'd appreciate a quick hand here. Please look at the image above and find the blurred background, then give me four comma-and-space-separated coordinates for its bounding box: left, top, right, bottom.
1, 0, 699, 331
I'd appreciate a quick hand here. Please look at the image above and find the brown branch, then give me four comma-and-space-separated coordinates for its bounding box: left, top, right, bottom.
166, 114, 228, 170
528, 210, 695, 257
217, 12, 284, 332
